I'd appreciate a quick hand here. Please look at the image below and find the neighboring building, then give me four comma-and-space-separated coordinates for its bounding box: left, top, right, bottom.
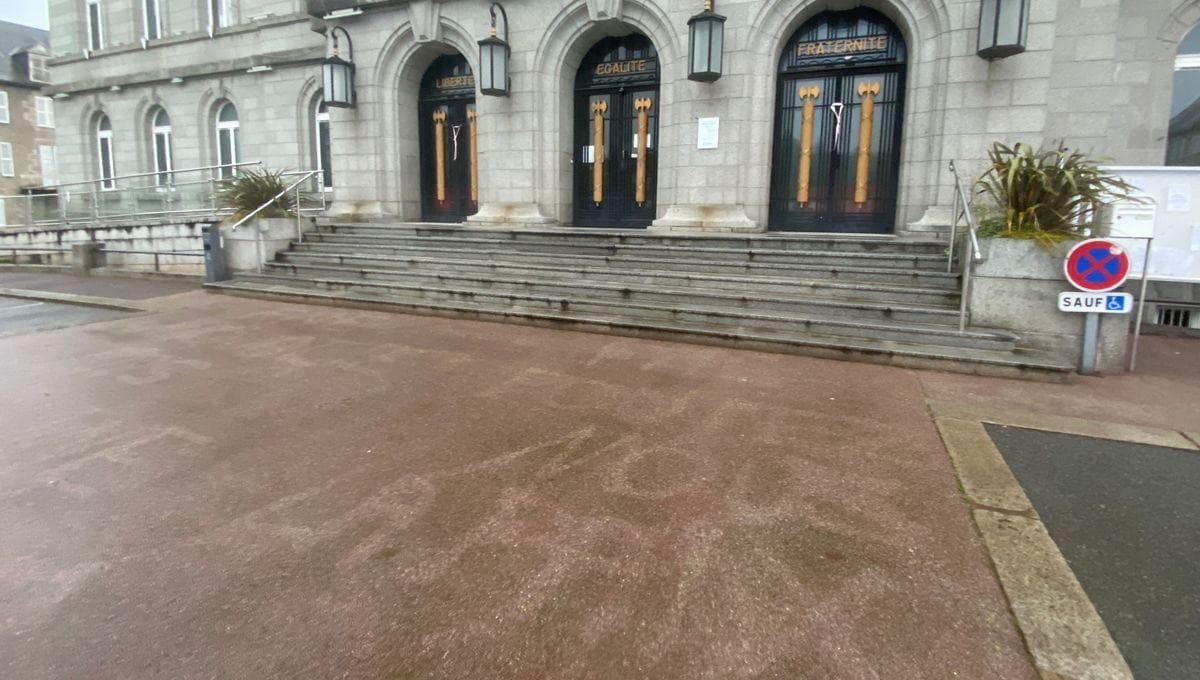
0, 21, 54, 227
35, 0, 1200, 235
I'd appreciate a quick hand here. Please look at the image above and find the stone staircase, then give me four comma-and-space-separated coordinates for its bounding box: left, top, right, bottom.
205, 222, 1075, 380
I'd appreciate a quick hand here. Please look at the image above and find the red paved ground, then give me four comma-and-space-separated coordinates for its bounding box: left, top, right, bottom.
0, 291, 1037, 679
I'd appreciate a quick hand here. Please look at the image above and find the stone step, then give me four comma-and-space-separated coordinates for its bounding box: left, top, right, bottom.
265, 259, 960, 308
317, 222, 949, 255
287, 243, 960, 286
206, 278, 1073, 381
295, 237, 948, 271
233, 272, 1006, 349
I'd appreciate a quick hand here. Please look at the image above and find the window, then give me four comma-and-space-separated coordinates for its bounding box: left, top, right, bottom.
0, 143, 13, 176
143, 0, 160, 40
215, 102, 240, 178
97, 115, 116, 189
86, 0, 104, 51
35, 96, 54, 128
40, 146, 58, 186
151, 107, 173, 185
28, 54, 50, 83
0, 91, 8, 124
315, 100, 332, 190
1167, 25, 1200, 164
209, 0, 232, 31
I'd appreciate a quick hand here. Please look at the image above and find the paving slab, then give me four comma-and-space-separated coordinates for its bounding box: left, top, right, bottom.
0, 292, 1036, 680
0, 272, 197, 301
921, 335, 1200, 434
988, 425, 1200, 680
0, 298, 136, 337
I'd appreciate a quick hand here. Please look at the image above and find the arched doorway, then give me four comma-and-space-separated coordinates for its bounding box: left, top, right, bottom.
572, 34, 660, 228
768, 9, 907, 233
418, 54, 478, 222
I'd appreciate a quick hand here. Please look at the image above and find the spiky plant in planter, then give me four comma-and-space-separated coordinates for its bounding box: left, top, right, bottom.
216, 168, 296, 223
974, 142, 1138, 245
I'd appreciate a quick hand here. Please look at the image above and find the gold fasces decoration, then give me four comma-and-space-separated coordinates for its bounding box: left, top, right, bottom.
634, 97, 653, 206
796, 85, 820, 205
432, 109, 447, 203
467, 108, 478, 204
591, 100, 608, 205
854, 81, 880, 205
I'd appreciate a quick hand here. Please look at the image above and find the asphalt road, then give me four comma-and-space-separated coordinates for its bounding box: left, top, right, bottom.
987, 424, 1200, 680
0, 297, 134, 336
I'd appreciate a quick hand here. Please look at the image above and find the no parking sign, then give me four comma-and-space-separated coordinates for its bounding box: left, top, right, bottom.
1063, 239, 1131, 293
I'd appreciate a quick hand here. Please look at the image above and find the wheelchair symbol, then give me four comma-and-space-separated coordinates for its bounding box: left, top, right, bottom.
1106, 295, 1125, 311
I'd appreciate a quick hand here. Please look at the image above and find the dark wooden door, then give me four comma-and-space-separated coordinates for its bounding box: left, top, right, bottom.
769, 69, 904, 233
572, 35, 659, 228
769, 8, 907, 234
418, 55, 478, 223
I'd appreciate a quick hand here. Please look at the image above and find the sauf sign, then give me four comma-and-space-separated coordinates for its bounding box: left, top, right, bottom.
1057, 292, 1133, 313
1059, 239, 1133, 315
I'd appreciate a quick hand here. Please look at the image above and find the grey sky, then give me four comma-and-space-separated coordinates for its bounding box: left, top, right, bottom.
0, 0, 50, 30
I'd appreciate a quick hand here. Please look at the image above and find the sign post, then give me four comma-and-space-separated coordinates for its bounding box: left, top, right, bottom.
1062, 238, 1132, 374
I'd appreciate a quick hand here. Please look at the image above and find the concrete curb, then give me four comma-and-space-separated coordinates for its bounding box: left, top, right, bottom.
929, 399, 1200, 451
0, 288, 148, 313
932, 403, 1138, 680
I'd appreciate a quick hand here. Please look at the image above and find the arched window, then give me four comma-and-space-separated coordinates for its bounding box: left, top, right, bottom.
215, 102, 240, 178
150, 107, 173, 185
96, 114, 116, 189
1167, 25, 1200, 165
315, 100, 332, 190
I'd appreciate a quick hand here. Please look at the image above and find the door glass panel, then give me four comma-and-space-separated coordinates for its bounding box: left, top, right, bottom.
218, 130, 233, 177
318, 120, 332, 188
155, 133, 170, 185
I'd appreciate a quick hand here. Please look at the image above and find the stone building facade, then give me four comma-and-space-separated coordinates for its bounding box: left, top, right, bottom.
42, 0, 1200, 233
0, 21, 55, 227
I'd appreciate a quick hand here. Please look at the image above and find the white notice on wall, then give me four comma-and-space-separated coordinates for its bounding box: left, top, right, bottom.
1192, 224, 1200, 252
1166, 183, 1192, 212
697, 117, 719, 149
1149, 246, 1195, 278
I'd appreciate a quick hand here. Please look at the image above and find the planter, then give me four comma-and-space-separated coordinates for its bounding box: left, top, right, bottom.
969, 237, 1130, 373
221, 216, 312, 272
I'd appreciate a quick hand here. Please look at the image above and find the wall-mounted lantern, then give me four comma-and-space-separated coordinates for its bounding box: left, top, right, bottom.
977, 0, 1029, 60
322, 26, 356, 107
688, 0, 726, 82
478, 3, 511, 96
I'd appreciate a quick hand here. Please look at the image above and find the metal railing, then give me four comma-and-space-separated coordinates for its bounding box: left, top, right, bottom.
100, 248, 206, 273
229, 169, 323, 274
0, 245, 71, 265
948, 160, 985, 333
0, 162, 328, 230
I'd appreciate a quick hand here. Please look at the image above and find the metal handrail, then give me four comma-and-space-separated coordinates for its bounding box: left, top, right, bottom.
17, 161, 263, 192
948, 160, 985, 333
228, 169, 322, 274
229, 170, 321, 232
